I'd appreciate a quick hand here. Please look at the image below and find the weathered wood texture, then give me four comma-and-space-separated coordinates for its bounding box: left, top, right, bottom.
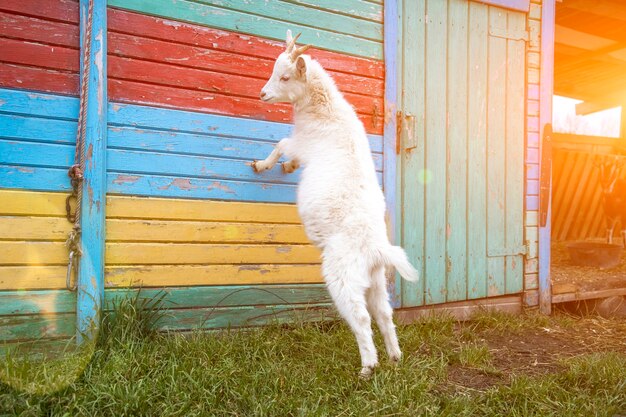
0, 2, 384, 134
551, 134, 626, 241
400, 0, 527, 307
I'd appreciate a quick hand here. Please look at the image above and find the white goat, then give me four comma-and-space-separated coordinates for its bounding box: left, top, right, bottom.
252, 30, 419, 377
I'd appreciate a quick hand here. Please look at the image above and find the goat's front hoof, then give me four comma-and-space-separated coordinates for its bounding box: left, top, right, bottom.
281, 161, 296, 174
389, 352, 402, 365
250, 160, 265, 173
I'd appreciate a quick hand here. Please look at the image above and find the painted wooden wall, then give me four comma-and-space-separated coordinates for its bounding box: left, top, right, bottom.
0, 0, 384, 347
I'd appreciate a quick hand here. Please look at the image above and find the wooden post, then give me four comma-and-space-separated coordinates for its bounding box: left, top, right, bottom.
77, 0, 107, 342
383, 0, 402, 307
538, 0, 556, 315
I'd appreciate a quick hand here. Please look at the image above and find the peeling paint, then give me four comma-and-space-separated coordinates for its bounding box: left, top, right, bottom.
16, 167, 34, 173
275, 246, 291, 254
238, 265, 260, 271
207, 181, 235, 194
158, 178, 196, 191
112, 174, 140, 184
0, 99, 5, 106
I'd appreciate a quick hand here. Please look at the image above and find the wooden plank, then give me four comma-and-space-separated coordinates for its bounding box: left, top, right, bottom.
0, 217, 71, 241
156, 303, 334, 331
400, 0, 426, 308
107, 0, 382, 59
187, 0, 382, 41
0, 11, 79, 46
423, 0, 448, 305
285, 0, 382, 22
0, 241, 68, 265
0, 264, 324, 290
0, 266, 67, 290
0, 285, 331, 315
0, 165, 71, 193
106, 243, 320, 265
0, 190, 67, 216
0, 241, 320, 265
0, 113, 76, 144
0, 313, 75, 342
104, 264, 323, 287
0, 139, 74, 168
0, 88, 78, 120
505, 10, 526, 295
106, 219, 310, 244
0, 0, 79, 24
0, 62, 78, 96
466, 2, 489, 300
383, 0, 401, 306
445, 0, 469, 303
108, 124, 383, 168
477, 0, 530, 12
486, 6, 508, 297
107, 195, 301, 223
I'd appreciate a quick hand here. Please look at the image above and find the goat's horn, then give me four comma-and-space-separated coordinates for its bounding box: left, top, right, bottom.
286, 32, 301, 53
291, 44, 312, 60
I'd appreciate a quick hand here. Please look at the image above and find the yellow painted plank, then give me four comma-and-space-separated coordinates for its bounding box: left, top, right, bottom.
0, 217, 71, 241
0, 241, 68, 265
0, 263, 324, 290
105, 264, 323, 287
0, 189, 68, 216
106, 243, 321, 264
0, 266, 66, 290
107, 195, 301, 224
0, 190, 301, 223
106, 219, 310, 243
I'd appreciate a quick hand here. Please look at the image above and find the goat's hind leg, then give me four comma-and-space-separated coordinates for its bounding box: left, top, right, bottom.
324, 254, 377, 377
367, 266, 402, 363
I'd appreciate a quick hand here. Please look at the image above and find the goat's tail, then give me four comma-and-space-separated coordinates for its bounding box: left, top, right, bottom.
378, 245, 419, 282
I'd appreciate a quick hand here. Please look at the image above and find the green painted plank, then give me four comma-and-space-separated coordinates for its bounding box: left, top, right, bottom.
445, 0, 469, 303
0, 314, 75, 342
0, 285, 331, 316
284, 0, 383, 22
423, 0, 448, 305
400, 0, 426, 308
0, 338, 76, 359
486, 7, 507, 297
466, 2, 489, 300
107, 0, 383, 59
193, 0, 382, 41
157, 303, 335, 330
505, 10, 526, 294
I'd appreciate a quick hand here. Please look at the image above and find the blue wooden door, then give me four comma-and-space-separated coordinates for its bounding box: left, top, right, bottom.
399, 0, 527, 307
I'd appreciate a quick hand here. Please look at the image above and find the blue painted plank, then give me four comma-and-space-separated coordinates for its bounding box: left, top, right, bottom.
76, 0, 107, 342
0, 114, 76, 144
0, 165, 71, 192
0, 88, 78, 119
383, 0, 401, 307
0, 139, 74, 168
107, 172, 297, 203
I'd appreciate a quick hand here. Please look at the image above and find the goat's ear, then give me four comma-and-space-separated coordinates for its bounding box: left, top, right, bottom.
286, 30, 293, 44
296, 56, 307, 78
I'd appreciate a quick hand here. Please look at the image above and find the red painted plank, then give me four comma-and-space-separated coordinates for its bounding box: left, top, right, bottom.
0, 0, 79, 23
0, 37, 78, 72
0, 11, 78, 47
0, 62, 78, 95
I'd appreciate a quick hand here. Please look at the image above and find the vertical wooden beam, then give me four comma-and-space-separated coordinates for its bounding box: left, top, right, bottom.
77, 0, 107, 341
384, 0, 402, 307
538, 0, 556, 315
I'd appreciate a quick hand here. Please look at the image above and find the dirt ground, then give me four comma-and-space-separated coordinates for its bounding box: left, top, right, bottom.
552, 241, 626, 292
444, 317, 626, 391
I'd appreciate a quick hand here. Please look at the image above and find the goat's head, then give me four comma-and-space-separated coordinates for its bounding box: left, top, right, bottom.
260, 30, 312, 104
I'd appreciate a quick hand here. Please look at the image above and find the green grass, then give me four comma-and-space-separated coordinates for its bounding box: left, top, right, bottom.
1, 299, 625, 417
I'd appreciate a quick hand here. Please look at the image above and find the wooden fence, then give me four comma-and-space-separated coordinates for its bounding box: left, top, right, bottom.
551, 133, 626, 241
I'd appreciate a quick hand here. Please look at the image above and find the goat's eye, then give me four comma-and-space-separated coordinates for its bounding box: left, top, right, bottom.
280, 75, 290, 82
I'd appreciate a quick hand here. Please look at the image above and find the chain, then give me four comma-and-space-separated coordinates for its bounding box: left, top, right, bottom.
66, 0, 93, 291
